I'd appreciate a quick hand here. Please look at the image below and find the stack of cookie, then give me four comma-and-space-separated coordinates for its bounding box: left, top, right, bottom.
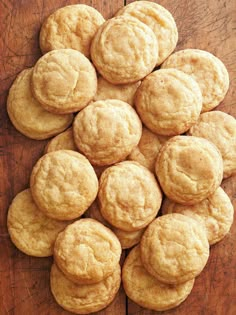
6, 1, 235, 314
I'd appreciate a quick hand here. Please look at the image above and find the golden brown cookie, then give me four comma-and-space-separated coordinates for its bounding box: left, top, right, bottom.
7, 68, 73, 140
32, 49, 97, 114
54, 219, 121, 284
7, 189, 70, 257
162, 187, 234, 245
156, 136, 223, 205
40, 4, 105, 58
187, 111, 236, 178
98, 161, 162, 231
128, 127, 169, 172
161, 49, 229, 112
91, 16, 158, 84
94, 76, 141, 106
44, 128, 77, 154
135, 69, 202, 136
73, 99, 142, 166
50, 263, 121, 314
30, 150, 98, 220
122, 246, 195, 311
116, 1, 178, 65
141, 214, 209, 284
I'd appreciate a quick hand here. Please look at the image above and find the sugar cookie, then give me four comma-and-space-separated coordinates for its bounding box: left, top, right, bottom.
30, 150, 98, 220
54, 219, 121, 284
91, 16, 158, 84
44, 128, 77, 154
123, 246, 195, 311
161, 49, 229, 112
32, 49, 97, 114
7, 68, 73, 140
99, 161, 162, 231
156, 136, 223, 205
141, 214, 209, 284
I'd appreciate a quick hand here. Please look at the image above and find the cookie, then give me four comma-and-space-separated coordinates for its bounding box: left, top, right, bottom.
141, 214, 209, 284
54, 219, 121, 284
30, 150, 98, 220
162, 187, 234, 245
161, 49, 229, 112
7, 189, 70, 257
122, 246, 195, 311
40, 4, 105, 58
94, 76, 141, 106
156, 136, 223, 205
116, 1, 178, 65
73, 99, 142, 166
44, 128, 77, 154
84, 199, 144, 249
187, 111, 236, 178
135, 69, 202, 136
128, 127, 169, 172
7, 68, 73, 140
32, 49, 97, 114
98, 161, 162, 231
50, 263, 121, 314
91, 16, 158, 84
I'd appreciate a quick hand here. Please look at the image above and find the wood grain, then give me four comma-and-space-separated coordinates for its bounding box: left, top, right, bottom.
0, 0, 235, 315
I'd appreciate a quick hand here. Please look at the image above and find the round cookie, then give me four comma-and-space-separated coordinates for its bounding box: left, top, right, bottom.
40, 4, 105, 58
32, 49, 97, 114
98, 161, 162, 231
135, 69, 202, 136
122, 246, 195, 311
155, 136, 223, 205
91, 16, 158, 84
7, 189, 70, 257
50, 263, 121, 314
54, 219, 121, 284
140, 214, 209, 284
116, 1, 178, 65
44, 128, 77, 154
84, 199, 111, 227
128, 127, 169, 172
161, 49, 229, 112
94, 76, 141, 106
7, 68, 73, 140
162, 187, 234, 245
73, 99, 142, 166
187, 111, 236, 178
30, 150, 98, 220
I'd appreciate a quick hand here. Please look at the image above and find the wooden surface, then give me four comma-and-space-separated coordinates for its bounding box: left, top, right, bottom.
0, 0, 235, 314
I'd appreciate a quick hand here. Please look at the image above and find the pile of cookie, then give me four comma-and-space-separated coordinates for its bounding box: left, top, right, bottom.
6, 1, 235, 314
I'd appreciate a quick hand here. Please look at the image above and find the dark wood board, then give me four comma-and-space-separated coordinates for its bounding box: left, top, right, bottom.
0, 1, 235, 315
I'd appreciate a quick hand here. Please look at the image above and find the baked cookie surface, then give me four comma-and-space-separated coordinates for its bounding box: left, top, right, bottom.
140, 214, 209, 284
40, 4, 105, 58
162, 187, 234, 245
188, 111, 236, 178
73, 99, 142, 166
7, 68, 73, 140
54, 219, 121, 284
32, 49, 97, 114
44, 127, 77, 154
94, 76, 140, 106
135, 69, 202, 136
7, 189, 69, 257
91, 16, 158, 84
50, 263, 121, 314
122, 246, 195, 311
156, 136, 223, 205
161, 49, 229, 112
30, 150, 98, 220
99, 161, 162, 231
116, 0, 178, 65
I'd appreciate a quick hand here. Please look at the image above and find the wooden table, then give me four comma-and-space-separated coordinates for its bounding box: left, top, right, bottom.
0, 1, 235, 314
